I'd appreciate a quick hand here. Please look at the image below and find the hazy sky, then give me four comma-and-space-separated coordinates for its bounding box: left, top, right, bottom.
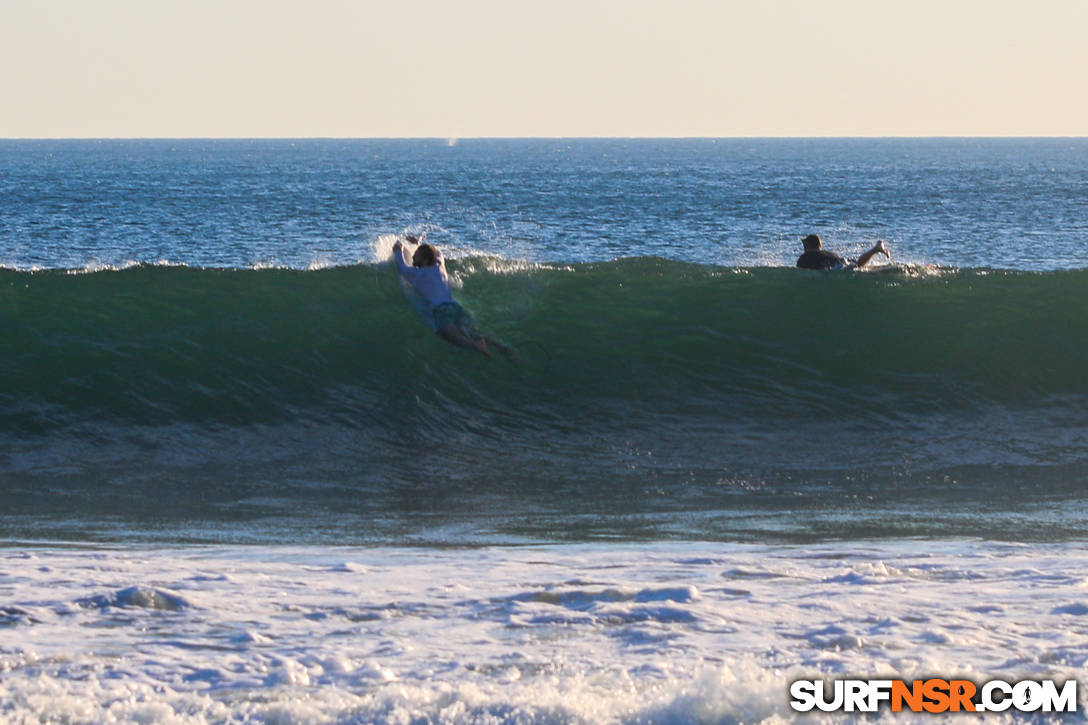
2, 0, 1085, 138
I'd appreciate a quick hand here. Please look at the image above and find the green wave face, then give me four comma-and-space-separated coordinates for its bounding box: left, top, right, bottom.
2, 260, 1084, 428
2, 260, 1086, 540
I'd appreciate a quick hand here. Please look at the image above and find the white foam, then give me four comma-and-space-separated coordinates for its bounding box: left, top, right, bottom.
1, 542, 1085, 723
371, 232, 401, 263
76, 585, 193, 611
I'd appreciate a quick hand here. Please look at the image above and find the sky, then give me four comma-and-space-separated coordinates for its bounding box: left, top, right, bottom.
1, 0, 1085, 138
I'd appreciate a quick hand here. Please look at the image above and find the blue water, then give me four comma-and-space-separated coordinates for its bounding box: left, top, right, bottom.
3, 138, 1086, 271
2, 138, 1088, 546
3, 139, 1088, 725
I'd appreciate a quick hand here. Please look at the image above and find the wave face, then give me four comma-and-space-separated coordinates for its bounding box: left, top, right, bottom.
2, 260, 1087, 540
4, 261, 1085, 424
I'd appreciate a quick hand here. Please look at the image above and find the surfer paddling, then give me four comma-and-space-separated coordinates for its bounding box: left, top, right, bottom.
796, 234, 890, 270
393, 234, 516, 360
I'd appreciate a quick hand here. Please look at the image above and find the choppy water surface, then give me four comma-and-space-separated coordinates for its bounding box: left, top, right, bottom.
2, 139, 1086, 723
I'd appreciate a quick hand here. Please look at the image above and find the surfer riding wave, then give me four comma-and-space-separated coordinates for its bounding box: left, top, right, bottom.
393, 234, 517, 361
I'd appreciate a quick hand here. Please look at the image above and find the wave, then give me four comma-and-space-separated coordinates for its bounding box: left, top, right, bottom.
2, 259, 1084, 426
1, 259, 1086, 523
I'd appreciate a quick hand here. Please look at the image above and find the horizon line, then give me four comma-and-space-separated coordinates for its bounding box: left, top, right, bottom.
2, 134, 1086, 142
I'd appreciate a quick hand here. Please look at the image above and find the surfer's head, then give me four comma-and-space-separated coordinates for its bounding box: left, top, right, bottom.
801, 234, 823, 251
412, 243, 438, 267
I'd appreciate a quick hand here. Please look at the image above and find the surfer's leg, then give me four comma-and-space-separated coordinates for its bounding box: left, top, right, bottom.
481, 336, 520, 363
855, 240, 890, 268
436, 324, 492, 357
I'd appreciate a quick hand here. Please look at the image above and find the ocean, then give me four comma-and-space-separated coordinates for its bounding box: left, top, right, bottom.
1, 138, 1086, 722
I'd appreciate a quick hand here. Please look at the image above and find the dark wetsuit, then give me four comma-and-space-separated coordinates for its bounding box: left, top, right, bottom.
796, 249, 850, 270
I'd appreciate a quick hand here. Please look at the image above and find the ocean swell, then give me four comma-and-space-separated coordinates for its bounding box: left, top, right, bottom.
1, 259, 1085, 536
3, 260, 1085, 425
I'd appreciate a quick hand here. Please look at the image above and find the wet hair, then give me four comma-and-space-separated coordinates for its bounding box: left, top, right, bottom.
412, 243, 438, 267
801, 234, 823, 251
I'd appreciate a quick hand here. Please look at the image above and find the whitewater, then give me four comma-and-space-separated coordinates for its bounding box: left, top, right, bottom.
2, 138, 1087, 723
4, 541, 1088, 724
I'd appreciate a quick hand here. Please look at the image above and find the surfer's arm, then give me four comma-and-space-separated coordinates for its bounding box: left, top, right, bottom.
392, 242, 413, 276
